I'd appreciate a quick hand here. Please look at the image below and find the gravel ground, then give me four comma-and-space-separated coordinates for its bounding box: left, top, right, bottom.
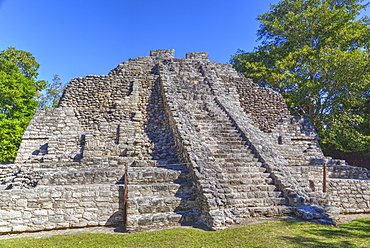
0, 214, 368, 240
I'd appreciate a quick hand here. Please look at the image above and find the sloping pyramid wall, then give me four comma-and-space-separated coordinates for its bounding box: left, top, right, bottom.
0, 50, 368, 233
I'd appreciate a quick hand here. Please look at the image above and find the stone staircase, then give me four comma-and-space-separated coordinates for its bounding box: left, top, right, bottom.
124, 163, 199, 232
0, 163, 45, 189
192, 100, 290, 221
0, 163, 17, 190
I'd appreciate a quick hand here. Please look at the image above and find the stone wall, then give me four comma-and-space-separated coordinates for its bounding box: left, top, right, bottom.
287, 164, 369, 214
186, 52, 209, 60
15, 108, 84, 164
302, 177, 370, 214
235, 78, 290, 132
327, 179, 370, 214
0, 185, 123, 233
268, 117, 324, 166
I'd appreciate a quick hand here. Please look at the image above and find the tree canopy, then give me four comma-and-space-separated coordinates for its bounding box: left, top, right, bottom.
0, 47, 47, 163
231, 0, 370, 154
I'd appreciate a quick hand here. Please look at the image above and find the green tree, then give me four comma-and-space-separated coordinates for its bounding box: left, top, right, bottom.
0, 47, 46, 163
231, 0, 370, 154
38, 74, 64, 108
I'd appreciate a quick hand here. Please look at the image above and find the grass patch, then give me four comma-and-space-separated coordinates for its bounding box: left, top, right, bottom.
0, 218, 369, 248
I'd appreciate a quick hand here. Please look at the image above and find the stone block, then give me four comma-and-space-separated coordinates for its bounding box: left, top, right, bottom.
0, 222, 9, 227
12, 225, 28, 232
0, 226, 12, 233
64, 203, 79, 208
32, 217, 48, 225
34, 210, 48, 216
15, 199, 27, 207
80, 202, 96, 208
96, 202, 110, 207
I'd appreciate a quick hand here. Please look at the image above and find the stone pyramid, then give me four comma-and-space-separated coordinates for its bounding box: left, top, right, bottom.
0, 50, 368, 233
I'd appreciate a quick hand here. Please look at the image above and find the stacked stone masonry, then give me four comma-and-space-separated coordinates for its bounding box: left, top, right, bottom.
0, 49, 368, 233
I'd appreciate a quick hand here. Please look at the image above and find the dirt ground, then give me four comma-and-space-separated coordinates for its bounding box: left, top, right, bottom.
0, 213, 368, 240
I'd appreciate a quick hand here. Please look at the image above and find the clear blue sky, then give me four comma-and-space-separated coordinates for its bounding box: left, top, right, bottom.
0, 0, 368, 85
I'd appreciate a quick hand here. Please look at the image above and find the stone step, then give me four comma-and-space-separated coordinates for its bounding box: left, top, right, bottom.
218, 162, 263, 168
220, 159, 262, 165
128, 183, 195, 198
213, 153, 256, 160
227, 172, 272, 180
210, 151, 254, 158
210, 147, 250, 154
127, 210, 199, 232
218, 159, 261, 165
198, 122, 233, 127
209, 134, 242, 140
128, 196, 197, 215
193, 117, 215, 122
228, 184, 278, 192
195, 113, 229, 119
128, 167, 190, 184
208, 141, 245, 148
207, 144, 251, 151
208, 140, 247, 146
229, 191, 283, 199
225, 174, 273, 183
210, 128, 240, 133
225, 177, 274, 185
228, 154, 258, 160
0, 169, 15, 174
35, 166, 192, 186
209, 148, 252, 155
203, 130, 240, 136
195, 120, 233, 125
221, 166, 266, 173
248, 206, 292, 217
223, 166, 269, 173
213, 154, 256, 161
202, 120, 234, 125
1, 176, 16, 183
227, 197, 288, 208
209, 132, 243, 138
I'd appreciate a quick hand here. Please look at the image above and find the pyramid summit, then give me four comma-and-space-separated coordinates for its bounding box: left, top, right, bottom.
0, 49, 368, 233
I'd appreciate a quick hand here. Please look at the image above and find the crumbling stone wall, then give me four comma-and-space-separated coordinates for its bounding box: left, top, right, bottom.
15, 108, 84, 164
234, 78, 290, 132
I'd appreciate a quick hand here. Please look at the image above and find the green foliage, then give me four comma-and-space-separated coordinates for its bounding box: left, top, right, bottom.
0, 47, 46, 163
38, 74, 64, 108
231, 0, 370, 154
0, 218, 369, 247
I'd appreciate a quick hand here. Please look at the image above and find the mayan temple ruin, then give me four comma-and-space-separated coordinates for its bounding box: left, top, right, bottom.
0, 49, 369, 233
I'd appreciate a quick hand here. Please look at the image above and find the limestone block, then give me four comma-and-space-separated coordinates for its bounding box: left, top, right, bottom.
0, 226, 12, 233
12, 225, 28, 232
31, 217, 48, 225
0, 222, 9, 227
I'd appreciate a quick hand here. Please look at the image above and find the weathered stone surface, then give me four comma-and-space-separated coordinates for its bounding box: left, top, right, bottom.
0, 49, 368, 234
